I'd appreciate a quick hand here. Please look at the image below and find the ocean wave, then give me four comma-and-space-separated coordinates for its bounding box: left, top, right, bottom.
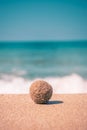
0, 73, 87, 94
12, 69, 27, 76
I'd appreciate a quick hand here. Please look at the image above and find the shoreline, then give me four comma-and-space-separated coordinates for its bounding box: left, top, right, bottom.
0, 94, 87, 130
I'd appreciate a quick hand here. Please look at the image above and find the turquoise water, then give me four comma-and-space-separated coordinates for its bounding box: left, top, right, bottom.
0, 41, 87, 79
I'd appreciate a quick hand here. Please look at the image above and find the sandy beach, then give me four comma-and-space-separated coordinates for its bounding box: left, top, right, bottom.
0, 94, 87, 130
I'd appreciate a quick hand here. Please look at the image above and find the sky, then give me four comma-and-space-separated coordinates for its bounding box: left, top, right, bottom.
0, 0, 87, 41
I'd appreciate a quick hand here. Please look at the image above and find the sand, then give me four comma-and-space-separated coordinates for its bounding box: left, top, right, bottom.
0, 94, 87, 130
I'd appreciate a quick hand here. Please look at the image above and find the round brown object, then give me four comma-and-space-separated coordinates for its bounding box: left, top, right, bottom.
30, 80, 53, 104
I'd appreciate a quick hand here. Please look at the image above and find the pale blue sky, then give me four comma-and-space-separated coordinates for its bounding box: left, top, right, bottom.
0, 0, 87, 41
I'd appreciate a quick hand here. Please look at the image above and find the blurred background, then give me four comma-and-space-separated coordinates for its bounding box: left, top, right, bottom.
0, 0, 87, 93
0, 41, 87, 79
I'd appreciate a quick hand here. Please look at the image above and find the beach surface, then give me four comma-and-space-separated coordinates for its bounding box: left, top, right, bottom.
0, 94, 87, 130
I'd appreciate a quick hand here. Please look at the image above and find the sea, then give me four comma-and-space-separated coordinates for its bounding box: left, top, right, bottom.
0, 41, 87, 94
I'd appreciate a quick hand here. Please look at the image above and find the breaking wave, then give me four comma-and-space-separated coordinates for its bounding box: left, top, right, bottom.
0, 73, 87, 94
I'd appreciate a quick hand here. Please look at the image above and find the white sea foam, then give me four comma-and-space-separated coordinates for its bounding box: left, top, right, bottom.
12, 69, 27, 76
0, 73, 87, 94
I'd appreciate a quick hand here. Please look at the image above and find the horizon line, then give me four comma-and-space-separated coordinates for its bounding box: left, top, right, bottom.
0, 39, 87, 43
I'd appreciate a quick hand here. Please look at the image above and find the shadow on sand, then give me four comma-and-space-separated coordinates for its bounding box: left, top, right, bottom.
47, 100, 63, 105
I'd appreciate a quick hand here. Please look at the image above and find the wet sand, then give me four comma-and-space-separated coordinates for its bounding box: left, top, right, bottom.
0, 94, 87, 130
